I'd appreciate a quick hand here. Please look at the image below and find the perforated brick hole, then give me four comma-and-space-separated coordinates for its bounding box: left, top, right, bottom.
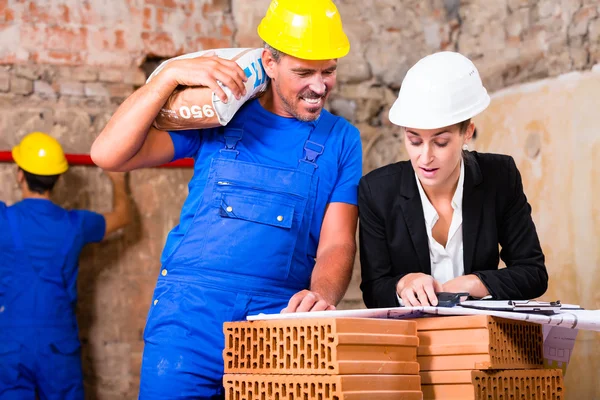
224, 318, 420, 375
224, 374, 424, 400
473, 369, 563, 400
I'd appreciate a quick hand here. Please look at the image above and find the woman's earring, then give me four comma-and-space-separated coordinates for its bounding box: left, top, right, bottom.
462, 144, 469, 151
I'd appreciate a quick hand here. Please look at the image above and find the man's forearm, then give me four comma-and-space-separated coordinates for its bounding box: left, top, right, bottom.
91, 71, 176, 169
310, 243, 356, 306
112, 179, 132, 226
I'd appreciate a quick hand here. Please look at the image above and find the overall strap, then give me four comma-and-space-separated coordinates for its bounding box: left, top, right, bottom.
298, 111, 339, 173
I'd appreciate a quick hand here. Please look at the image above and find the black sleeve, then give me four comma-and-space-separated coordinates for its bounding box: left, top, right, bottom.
472, 157, 548, 300
358, 177, 403, 308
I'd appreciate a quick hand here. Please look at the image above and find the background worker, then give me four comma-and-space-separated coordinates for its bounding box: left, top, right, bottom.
0, 132, 132, 400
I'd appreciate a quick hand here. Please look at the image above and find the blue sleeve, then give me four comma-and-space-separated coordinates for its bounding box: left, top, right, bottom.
329, 124, 363, 205
76, 210, 106, 244
168, 129, 203, 161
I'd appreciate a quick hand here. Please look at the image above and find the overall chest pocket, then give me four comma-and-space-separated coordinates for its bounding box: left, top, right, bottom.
204, 182, 308, 281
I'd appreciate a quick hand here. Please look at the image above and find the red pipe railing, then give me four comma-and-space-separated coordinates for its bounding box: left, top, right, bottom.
0, 151, 194, 168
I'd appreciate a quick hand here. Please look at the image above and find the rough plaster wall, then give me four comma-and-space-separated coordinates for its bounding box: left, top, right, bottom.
472, 68, 600, 398
0, 0, 598, 398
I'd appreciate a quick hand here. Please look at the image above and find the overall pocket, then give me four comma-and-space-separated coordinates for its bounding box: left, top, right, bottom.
203, 182, 307, 281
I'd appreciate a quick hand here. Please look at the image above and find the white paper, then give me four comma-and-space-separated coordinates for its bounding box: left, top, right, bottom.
247, 306, 600, 332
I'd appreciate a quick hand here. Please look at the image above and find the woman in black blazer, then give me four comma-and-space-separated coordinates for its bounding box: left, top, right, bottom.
359, 52, 548, 309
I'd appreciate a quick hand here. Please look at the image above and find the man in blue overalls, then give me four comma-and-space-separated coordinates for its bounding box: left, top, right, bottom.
0, 132, 132, 400
91, 0, 362, 398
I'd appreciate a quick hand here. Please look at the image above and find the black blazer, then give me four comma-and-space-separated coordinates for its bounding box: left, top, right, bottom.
358, 151, 548, 308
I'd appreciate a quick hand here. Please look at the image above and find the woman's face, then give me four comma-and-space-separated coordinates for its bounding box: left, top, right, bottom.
403, 122, 474, 190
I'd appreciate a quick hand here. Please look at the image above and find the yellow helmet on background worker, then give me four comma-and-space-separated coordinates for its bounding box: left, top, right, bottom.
257, 0, 350, 60
12, 132, 69, 176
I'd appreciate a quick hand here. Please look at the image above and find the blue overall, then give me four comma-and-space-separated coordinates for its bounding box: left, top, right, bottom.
139, 108, 348, 399
0, 201, 103, 400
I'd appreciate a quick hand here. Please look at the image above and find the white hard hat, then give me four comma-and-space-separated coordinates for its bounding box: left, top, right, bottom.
389, 51, 490, 129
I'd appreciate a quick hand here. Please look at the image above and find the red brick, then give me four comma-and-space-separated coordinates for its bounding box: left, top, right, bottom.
4, 9, 14, 22
143, 7, 153, 30
23, 1, 50, 23
156, 7, 165, 26
181, 1, 195, 15
146, 0, 176, 8
27, 51, 38, 63
202, 0, 230, 14
115, 30, 126, 50
39, 50, 84, 66
0, 53, 16, 64
59, 4, 70, 23
142, 31, 178, 57
45, 26, 88, 52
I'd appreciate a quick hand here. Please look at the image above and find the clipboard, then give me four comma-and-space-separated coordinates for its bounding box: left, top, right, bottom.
458, 300, 566, 314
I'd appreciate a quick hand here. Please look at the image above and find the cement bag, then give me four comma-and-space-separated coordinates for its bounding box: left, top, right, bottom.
147, 48, 269, 131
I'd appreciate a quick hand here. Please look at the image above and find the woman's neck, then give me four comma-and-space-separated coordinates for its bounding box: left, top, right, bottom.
422, 160, 461, 203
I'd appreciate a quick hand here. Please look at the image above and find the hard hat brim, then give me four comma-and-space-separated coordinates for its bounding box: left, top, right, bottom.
389, 92, 491, 130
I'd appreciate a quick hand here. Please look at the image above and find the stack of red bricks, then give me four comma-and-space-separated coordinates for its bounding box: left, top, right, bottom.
223, 317, 423, 399
414, 315, 564, 400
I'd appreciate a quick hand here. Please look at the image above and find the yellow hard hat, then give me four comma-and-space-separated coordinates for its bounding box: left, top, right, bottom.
257, 0, 350, 60
12, 132, 69, 175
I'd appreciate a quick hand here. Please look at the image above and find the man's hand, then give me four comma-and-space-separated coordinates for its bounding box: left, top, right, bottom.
397, 273, 443, 307
162, 53, 248, 103
281, 290, 336, 313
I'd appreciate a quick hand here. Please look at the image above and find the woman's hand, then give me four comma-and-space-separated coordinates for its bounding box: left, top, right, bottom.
396, 273, 443, 306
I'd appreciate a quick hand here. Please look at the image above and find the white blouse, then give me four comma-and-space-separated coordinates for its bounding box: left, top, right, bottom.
414, 160, 465, 284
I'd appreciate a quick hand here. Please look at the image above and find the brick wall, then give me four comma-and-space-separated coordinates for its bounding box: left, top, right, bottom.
0, 0, 234, 66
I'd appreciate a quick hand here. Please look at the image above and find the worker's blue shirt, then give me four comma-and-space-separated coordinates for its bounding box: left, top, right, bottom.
162, 98, 362, 274
0, 199, 106, 326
